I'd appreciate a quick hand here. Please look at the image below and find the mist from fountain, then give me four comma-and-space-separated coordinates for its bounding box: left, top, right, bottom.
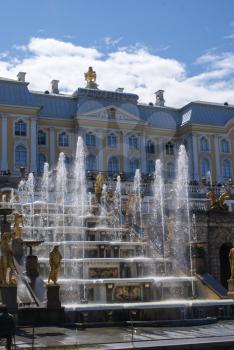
153, 159, 166, 262
133, 169, 143, 238
174, 145, 194, 296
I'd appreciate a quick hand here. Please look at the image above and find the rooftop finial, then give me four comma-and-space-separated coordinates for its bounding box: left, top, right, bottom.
84, 67, 98, 89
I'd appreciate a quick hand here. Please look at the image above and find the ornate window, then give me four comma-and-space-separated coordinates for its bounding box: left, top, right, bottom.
108, 157, 119, 174
221, 139, 230, 153
200, 137, 209, 152
165, 142, 174, 155
129, 158, 139, 175
128, 135, 138, 150
15, 120, 27, 136
201, 158, 210, 177
86, 132, 96, 146
38, 130, 46, 145
147, 159, 155, 174
86, 154, 97, 171
107, 133, 117, 148
38, 153, 46, 173
222, 159, 231, 178
167, 162, 175, 179
58, 132, 69, 147
15, 145, 27, 167
146, 140, 155, 154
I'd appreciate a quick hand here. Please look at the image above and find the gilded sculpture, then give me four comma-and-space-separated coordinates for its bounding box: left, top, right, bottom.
13, 213, 23, 239
207, 190, 229, 211
165, 216, 174, 241
0, 233, 17, 285
48, 245, 62, 285
229, 248, 234, 279
84, 67, 98, 88
95, 173, 105, 203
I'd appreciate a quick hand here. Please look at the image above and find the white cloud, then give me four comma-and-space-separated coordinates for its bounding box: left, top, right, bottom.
0, 37, 234, 107
224, 33, 234, 40
104, 36, 122, 47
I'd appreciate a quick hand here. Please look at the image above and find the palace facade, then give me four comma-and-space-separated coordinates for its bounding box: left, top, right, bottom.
0, 69, 234, 185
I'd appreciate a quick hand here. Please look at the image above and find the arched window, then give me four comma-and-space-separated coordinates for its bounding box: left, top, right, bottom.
86, 132, 96, 146
108, 157, 119, 174
223, 159, 232, 178
167, 162, 175, 179
38, 153, 46, 173
165, 142, 174, 155
86, 154, 97, 171
15, 120, 27, 136
58, 132, 69, 147
146, 140, 155, 154
15, 145, 27, 167
221, 139, 230, 153
38, 130, 46, 145
107, 133, 117, 148
147, 159, 155, 174
129, 158, 139, 175
201, 158, 210, 177
200, 137, 209, 151
128, 135, 138, 150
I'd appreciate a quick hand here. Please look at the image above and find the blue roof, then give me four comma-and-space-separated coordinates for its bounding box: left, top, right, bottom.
180, 102, 234, 127
0, 77, 234, 128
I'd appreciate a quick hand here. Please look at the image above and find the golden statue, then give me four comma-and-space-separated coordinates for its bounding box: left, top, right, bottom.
229, 248, 234, 279
207, 190, 229, 210
13, 213, 23, 239
85, 67, 96, 82
165, 216, 174, 240
95, 173, 105, 203
48, 245, 62, 285
0, 233, 17, 285
125, 193, 135, 225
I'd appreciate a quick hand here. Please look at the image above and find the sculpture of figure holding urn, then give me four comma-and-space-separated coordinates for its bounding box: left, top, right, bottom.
48, 245, 62, 285
0, 233, 17, 285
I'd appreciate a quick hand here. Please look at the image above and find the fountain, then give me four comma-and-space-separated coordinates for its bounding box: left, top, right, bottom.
3, 137, 233, 325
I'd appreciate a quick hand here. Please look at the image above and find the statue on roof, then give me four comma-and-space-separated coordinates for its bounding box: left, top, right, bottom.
84, 67, 98, 89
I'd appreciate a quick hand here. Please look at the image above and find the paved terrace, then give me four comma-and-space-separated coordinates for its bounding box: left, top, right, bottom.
2, 320, 234, 349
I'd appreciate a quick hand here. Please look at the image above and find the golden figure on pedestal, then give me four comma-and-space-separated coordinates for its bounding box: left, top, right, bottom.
84, 67, 97, 83
0, 233, 17, 285
13, 213, 23, 239
95, 173, 105, 203
48, 245, 62, 285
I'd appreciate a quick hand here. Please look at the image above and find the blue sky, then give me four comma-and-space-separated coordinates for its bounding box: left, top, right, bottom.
0, 0, 234, 106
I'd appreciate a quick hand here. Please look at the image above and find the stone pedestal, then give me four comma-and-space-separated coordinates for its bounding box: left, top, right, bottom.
0, 285, 17, 314
26, 255, 39, 278
47, 285, 61, 309
227, 278, 234, 298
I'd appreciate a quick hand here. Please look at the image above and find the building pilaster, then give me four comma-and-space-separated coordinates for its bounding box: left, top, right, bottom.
50, 127, 55, 170
97, 129, 103, 171
140, 133, 146, 173
1, 115, 8, 171
192, 134, 199, 181
214, 136, 221, 182
30, 118, 37, 172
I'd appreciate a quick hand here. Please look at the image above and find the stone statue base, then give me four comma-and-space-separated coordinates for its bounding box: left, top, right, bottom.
86, 81, 98, 89
26, 255, 39, 278
47, 284, 61, 309
227, 278, 234, 298
0, 285, 17, 313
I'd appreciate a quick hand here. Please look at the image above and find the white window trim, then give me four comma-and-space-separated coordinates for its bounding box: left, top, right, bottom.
13, 117, 29, 139
14, 141, 29, 171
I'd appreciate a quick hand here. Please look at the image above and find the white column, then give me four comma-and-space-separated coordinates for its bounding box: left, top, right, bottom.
30, 119, 37, 172
214, 136, 221, 182
1, 115, 8, 171
50, 127, 55, 169
192, 134, 199, 181
140, 134, 146, 173
123, 131, 128, 173
97, 129, 103, 171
